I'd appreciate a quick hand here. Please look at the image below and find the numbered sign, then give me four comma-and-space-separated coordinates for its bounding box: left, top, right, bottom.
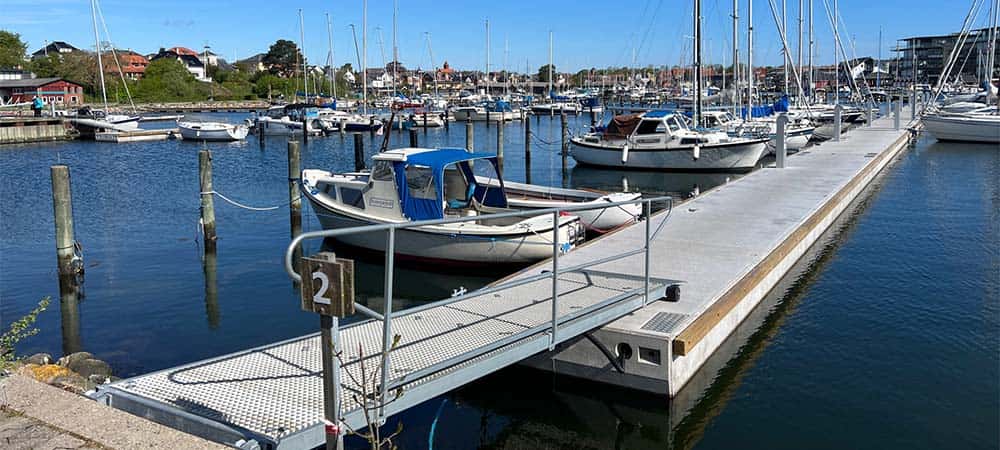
299, 252, 355, 317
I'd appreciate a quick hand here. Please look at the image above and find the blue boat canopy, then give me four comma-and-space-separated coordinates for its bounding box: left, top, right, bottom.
390, 149, 508, 221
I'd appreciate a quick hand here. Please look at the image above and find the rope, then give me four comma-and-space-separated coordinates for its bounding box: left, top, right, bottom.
201, 190, 301, 211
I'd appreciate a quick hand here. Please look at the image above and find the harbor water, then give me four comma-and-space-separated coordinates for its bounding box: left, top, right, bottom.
0, 114, 996, 449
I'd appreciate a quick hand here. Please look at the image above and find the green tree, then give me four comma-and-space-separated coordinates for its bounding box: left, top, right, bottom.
537, 64, 556, 83
134, 58, 210, 102
252, 73, 294, 100
0, 30, 27, 69
263, 39, 303, 77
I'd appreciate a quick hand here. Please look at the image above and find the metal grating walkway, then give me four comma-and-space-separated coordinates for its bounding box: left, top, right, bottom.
93, 269, 668, 449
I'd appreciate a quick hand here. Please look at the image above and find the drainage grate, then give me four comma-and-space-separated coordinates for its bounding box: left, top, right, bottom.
641, 312, 690, 334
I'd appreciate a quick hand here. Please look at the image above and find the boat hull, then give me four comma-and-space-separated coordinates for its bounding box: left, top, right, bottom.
178, 123, 248, 141
305, 196, 580, 264
923, 114, 1000, 144
570, 139, 769, 170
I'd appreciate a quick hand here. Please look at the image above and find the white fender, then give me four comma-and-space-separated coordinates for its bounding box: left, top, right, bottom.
692, 145, 700, 161
621, 143, 630, 164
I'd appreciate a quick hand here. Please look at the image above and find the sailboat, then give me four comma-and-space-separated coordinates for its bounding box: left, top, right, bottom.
71, 0, 141, 139
570, 0, 768, 170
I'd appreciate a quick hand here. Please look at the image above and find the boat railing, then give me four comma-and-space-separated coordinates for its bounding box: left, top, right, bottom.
283, 194, 672, 418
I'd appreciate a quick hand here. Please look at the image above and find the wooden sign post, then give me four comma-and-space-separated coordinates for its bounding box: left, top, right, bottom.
299, 251, 355, 450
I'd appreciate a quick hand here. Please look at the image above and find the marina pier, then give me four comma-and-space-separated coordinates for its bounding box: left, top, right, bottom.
88, 106, 921, 449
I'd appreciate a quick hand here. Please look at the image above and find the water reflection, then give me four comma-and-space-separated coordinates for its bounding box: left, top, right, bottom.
568, 165, 736, 199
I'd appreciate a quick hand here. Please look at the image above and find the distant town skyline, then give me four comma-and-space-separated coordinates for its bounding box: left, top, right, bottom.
3, 0, 989, 73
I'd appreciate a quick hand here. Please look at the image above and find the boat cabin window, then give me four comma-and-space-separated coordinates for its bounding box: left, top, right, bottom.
371, 160, 394, 181
340, 187, 365, 209
443, 166, 473, 210
667, 116, 684, 132
405, 165, 437, 200
635, 120, 665, 135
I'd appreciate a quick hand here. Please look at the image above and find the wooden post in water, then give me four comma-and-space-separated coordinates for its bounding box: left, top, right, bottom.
560, 112, 569, 182
257, 120, 265, 148
496, 117, 504, 176
198, 150, 217, 252
444, 107, 450, 132
353, 134, 366, 171
301, 117, 309, 143
50, 165, 78, 276
287, 140, 302, 243
409, 129, 418, 147
465, 119, 474, 152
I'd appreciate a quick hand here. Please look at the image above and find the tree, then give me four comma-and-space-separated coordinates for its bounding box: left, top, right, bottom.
134, 58, 210, 102
537, 64, 556, 83
0, 30, 28, 69
263, 39, 303, 77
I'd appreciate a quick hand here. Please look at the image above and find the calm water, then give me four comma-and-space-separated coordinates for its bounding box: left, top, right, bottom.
1, 115, 996, 449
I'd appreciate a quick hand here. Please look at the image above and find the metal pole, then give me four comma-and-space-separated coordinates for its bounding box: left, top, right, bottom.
288, 141, 302, 244
833, 104, 842, 141
643, 201, 651, 306
894, 100, 901, 130
747, 0, 754, 119
51, 165, 77, 276
353, 134, 366, 171
198, 150, 217, 252
378, 228, 395, 421
550, 210, 560, 350
694, 0, 702, 127
320, 314, 343, 450
465, 119, 474, 152
776, 113, 788, 167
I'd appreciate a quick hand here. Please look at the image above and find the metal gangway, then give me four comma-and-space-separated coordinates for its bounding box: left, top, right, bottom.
90, 196, 673, 450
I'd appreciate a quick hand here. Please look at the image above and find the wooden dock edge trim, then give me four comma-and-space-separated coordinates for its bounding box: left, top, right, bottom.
672, 132, 910, 356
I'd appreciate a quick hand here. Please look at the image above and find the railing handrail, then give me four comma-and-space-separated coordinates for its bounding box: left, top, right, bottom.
284, 194, 673, 282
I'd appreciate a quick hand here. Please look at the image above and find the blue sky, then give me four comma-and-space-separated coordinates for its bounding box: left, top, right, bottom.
1, 0, 986, 72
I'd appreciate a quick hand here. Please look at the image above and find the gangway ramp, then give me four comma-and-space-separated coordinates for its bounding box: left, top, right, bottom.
91, 197, 673, 450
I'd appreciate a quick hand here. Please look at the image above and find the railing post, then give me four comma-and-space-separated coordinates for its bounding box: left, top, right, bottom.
320, 314, 343, 450
833, 104, 842, 142
550, 210, 560, 350
894, 100, 901, 131
378, 227, 395, 421
465, 119, 474, 152
643, 201, 651, 307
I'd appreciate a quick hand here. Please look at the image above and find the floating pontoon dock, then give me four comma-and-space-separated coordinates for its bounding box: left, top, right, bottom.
91, 106, 921, 449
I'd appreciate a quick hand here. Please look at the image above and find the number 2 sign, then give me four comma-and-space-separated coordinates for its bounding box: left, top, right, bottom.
299, 252, 355, 316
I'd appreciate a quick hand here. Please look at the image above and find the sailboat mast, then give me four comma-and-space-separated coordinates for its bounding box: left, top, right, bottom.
877, 27, 881, 89
425, 33, 439, 98
808, 0, 813, 100
747, 0, 754, 119
299, 9, 307, 101
362, 0, 368, 115
694, 0, 702, 127
485, 20, 490, 96
783, 0, 788, 93
505, 36, 510, 96
797, 0, 803, 101
327, 13, 337, 100
392, 0, 398, 99
733, 0, 740, 116
548, 31, 554, 96
834, 0, 839, 104
90, 0, 108, 108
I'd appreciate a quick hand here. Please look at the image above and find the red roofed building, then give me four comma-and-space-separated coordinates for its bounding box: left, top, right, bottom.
167, 47, 199, 57
104, 50, 149, 80
0, 78, 85, 105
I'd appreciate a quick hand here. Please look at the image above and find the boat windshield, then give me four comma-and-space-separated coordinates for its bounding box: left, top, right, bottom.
668, 116, 685, 131
405, 165, 437, 200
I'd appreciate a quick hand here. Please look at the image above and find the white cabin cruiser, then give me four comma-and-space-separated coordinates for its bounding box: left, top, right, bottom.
177, 120, 249, 141
301, 148, 585, 264
701, 111, 814, 151
570, 111, 770, 170
530, 102, 583, 115
253, 105, 325, 136
451, 100, 517, 122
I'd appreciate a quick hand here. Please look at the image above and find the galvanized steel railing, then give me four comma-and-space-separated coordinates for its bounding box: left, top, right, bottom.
284, 194, 672, 422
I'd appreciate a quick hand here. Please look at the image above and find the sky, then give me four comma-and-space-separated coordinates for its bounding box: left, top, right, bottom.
1, 0, 989, 73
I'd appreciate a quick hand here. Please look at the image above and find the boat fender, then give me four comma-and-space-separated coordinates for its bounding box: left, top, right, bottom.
621, 144, 629, 164
692, 145, 700, 161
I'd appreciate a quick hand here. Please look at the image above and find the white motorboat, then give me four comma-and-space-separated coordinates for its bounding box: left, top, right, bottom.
451, 100, 518, 122
922, 110, 1000, 144
406, 112, 446, 128
254, 105, 325, 136
316, 108, 384, 132
488, 178, 641, 233
530, 102, 583, 115
701, 111, 814, 151
301, 148, 585, 264
570, 111, 770, 170
178, 121, 249, 141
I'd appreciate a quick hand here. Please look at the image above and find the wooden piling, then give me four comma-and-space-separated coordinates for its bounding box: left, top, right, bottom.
50, 165, 77, 276
496, 118, 504, 176
301, 117, 309, 144
465, 120, 474, 152
409, 129, 418, 147
524, 118, 532, 184
287, 140, 302, 242
354, 134, 366, 171
198, 150, 217, 252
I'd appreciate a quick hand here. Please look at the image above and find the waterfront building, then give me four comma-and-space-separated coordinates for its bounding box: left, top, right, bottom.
0, 77, 84, 105
895, 27, 1000, 84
